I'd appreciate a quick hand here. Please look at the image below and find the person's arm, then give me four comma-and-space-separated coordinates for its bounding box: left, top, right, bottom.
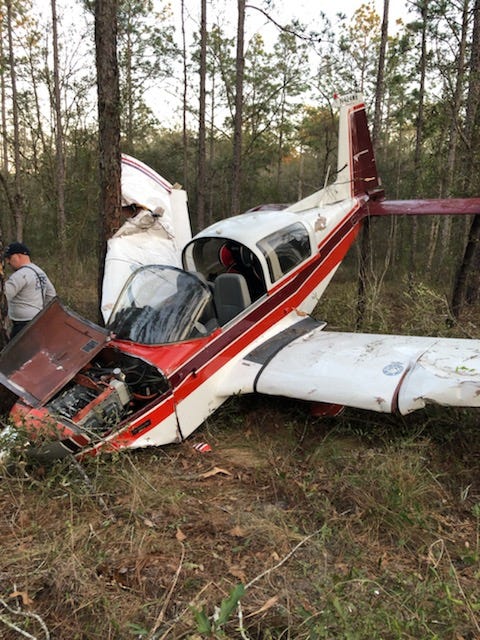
4, 272, 25, 302
44, 277, 57, 303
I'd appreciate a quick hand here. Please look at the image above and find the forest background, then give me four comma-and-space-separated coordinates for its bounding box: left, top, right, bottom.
3, 2, 480, 638
2, 0, 480, 323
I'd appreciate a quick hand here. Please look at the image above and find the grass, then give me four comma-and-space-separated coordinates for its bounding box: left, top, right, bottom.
0, 273, 480, 638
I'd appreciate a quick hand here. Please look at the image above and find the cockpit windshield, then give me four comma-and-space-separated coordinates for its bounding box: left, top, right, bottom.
107, 266, 217, 344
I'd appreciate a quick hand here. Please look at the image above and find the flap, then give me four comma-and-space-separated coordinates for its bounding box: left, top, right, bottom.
0, 299, 110, 407
254, 328, 480, 414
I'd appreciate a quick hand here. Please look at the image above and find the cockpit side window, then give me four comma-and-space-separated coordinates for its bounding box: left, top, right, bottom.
183, 238, 266, 301
185, 238, 224, 280
257, 222, 311, 283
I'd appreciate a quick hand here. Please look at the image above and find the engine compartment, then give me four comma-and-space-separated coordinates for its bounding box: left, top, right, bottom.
6, 348, 171, 461
46, 348, 169, 436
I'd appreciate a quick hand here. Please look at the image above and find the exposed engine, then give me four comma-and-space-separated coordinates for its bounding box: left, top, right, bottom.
47, 376, 131, 432
46, 350, 168, 436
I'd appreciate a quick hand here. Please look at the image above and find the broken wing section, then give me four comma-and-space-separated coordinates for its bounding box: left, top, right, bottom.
397, 340, 480, 413
121, 154, 192, 247
253, 329, 480, 414
101, 155, 192, 323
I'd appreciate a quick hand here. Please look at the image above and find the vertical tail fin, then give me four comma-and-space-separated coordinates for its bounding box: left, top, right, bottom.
335, 93, 384, 200
287, 93, 384, 212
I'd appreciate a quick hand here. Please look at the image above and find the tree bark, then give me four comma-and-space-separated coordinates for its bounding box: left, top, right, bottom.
356, 0, 388, 329
181, 0, 188, 191
372, 0, 389, 146
436, 0, 470, 265
231, 0, 245, 216
409, 0, 429, 287
196, 0, 207, 231
0, 31, 8, 176
451, 0, 480, 316
462, 0, 480, 192
0, 30, 13, 243
51, 0, 67, 274
451, 215, 480, 317
6, 0, 24, 241
95, 0, 122, 319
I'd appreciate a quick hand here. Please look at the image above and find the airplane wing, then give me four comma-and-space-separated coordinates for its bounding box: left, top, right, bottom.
243, 324, 480, 415
101, 155, 192, 323
365, 198, 480, 217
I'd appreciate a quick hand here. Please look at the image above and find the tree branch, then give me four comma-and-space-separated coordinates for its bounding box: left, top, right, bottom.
245, 4, 327, 44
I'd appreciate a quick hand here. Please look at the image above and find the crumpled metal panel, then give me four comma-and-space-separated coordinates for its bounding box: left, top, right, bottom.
255, 328, 480, 414
398, 340, 480, 414
0, 299, 109, 407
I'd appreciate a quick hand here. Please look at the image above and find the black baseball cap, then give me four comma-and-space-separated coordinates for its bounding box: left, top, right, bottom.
4, 242, 30, 258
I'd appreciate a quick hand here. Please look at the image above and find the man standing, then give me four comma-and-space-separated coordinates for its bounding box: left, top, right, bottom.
3, 242, 56, 339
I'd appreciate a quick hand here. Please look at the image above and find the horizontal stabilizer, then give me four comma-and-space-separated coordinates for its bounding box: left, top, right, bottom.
365, 198, 480, 217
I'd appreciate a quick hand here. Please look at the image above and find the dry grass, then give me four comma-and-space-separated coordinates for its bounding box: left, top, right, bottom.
2, 401, 480, 639
1, 276, 480, 638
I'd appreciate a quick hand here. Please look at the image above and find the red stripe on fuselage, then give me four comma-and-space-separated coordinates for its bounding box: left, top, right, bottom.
80, 392, 178, 457
171, 208, 362, 400
98, 204, 362, 452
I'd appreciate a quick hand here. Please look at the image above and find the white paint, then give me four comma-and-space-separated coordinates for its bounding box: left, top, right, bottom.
256, 330, 480, 414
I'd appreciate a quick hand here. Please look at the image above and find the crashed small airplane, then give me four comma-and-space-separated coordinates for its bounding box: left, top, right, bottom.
1, 93, 480, 460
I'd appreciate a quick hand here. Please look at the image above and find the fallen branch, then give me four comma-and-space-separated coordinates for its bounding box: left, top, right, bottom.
0, 614, 37, 639
0, 597, 50, 639
153, 528, 325, 639
233, 527, 326, 638
245, 526, 325, 589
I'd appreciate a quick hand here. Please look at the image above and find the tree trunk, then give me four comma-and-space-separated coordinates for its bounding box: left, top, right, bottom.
462, 0, 480, 193
6, 0, 24, 241
0, 30, 13, 243
208, 71, 216, 226
124, 5, 134, 152
0, 32, 8, 176
451, 0, 480, 316
27, 43, 47, 173
196, 0, 207, 231
437, 0, 469, 265
412, 3, 428, 184
275, 83, 287, 191
231, 0, 245, 216
181, 0, 188, 191
95, 0, 122, 320
0, 171, 10, 346
372, 0, 389, 146
355, 216, 372, 330
356, 0, 388, 329
51, 0, 67, 274
451, 214, 480, 317
409, 0, 429, 287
